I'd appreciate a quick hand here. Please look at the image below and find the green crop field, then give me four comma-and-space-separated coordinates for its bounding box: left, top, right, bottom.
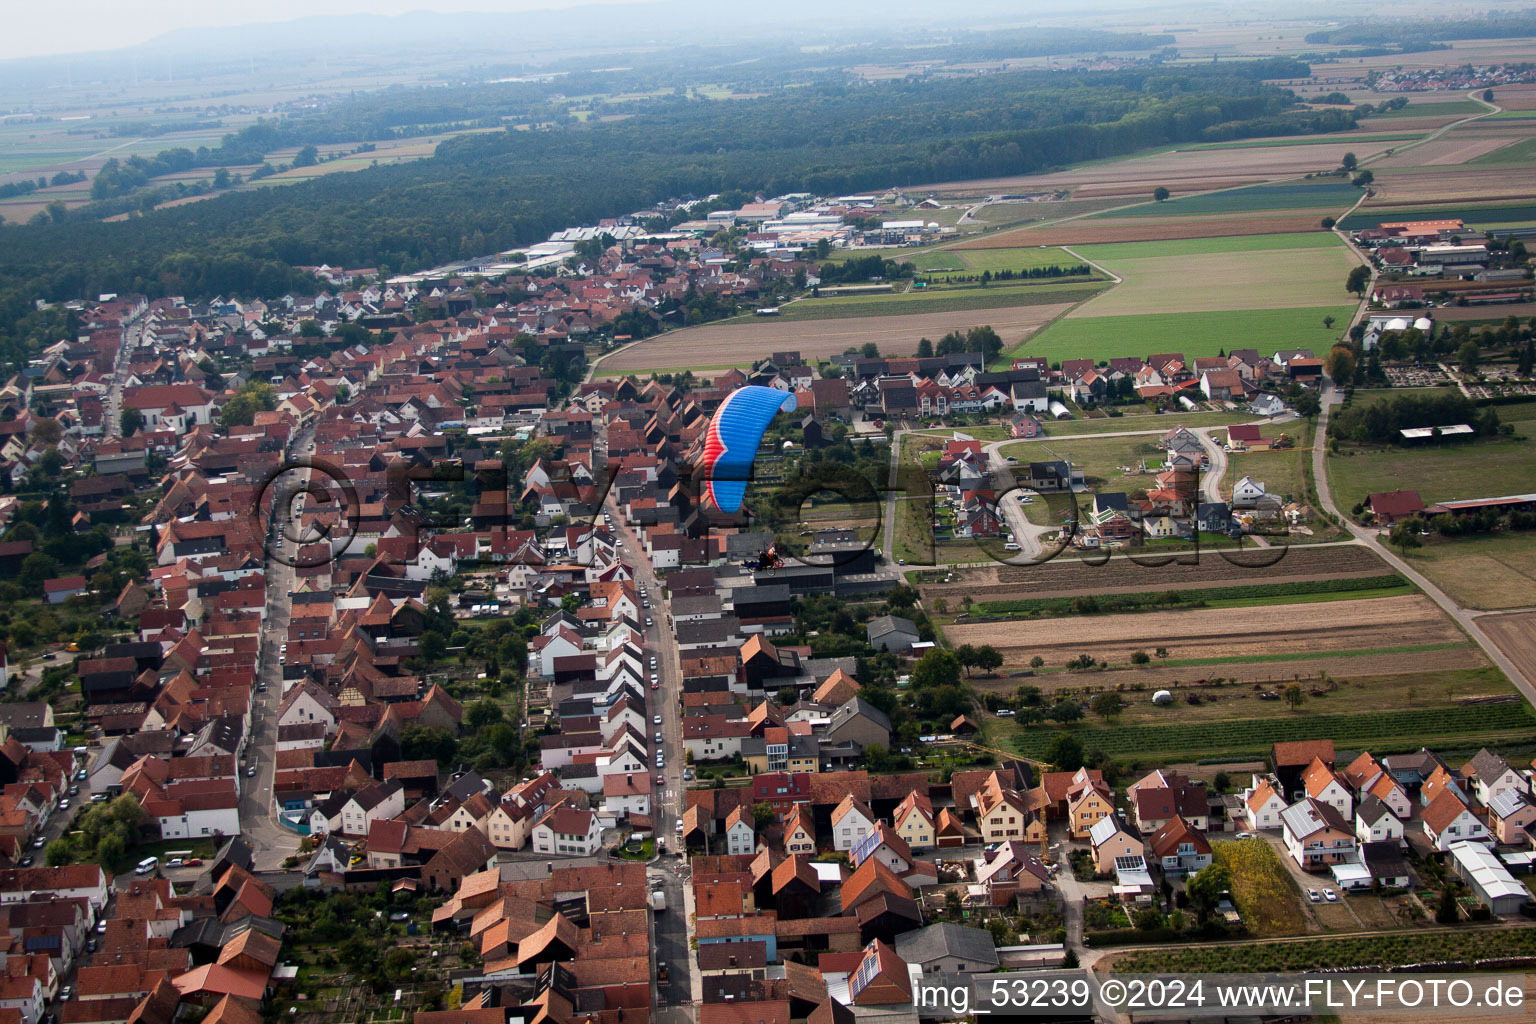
970, 574, 1411, 619
1182, 132, 1424, 151
1036, 409, 1252, 435
1096, 182, 1362, 219
1009, 699, 1534, 764
1470, 137, 1536, 165
776, 282, 1106, 321
1369, 100, 1486, 118
1013, 306, 1355, 362
1070, 232, 1342, 261
1327, 433, 1536, 513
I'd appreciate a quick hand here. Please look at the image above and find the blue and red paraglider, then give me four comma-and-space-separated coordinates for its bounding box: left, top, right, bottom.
698, 385, 797, 514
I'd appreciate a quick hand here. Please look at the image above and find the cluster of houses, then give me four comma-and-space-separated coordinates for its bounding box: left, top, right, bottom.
1238, 741, 1536, 915
0, 842, 290, 1024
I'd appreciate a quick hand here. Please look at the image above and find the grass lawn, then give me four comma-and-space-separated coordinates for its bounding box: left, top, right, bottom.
1397, 531, 1536, 611
1228, 443, 1313, 506
1070, 231, 1343, 261
940, 246, 1089, 274
1370, 100, 1486, 118
1326, 433, 1536, 512
1014, 306, 1354, 363
1000, 434, 1163, 492
775, 282, 1106, 321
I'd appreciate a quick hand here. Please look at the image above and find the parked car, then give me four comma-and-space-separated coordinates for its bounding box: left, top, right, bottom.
247, 765, 258, 778
18, 856, 32, 868
58, 799, 70, 810
1307, 889, 1321, 903
1323, 889, 1338, 902
68, 786, 79, 797
31, 836, 45, 849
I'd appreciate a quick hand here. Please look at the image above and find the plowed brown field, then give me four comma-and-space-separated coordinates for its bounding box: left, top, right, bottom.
944, 594, 1464, 671
1480, 611, 1536, 689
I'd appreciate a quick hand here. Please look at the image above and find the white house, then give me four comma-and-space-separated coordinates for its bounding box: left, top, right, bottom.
601, 773, 652, 818
339, 779, 405, 837
278, 682, 339, 737
1301, 758, 1354, 821
153, 783, 241, 841
1232, 476, 1267, 508
724, 805, 757, 856
831, 794, 876, 853
1464, 749, 1524, 807
1280, 798, 1357, 872
1354, 795, 1405, 846
1241, 776, 1287, 830
531, 806, 603, 856
1422, 791, 1490, 852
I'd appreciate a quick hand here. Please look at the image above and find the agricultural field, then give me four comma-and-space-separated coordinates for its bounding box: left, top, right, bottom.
1094, 181, 1362, 219
1481, 611, 1536, 690
944, 593, 1472, 675
1341, 201, 1536, 230
1013, 306, 1354, 363
914, 542, 1397, 605
1062, 244, 1359, 317
909, 246, 1094, 278
772, 282, 1104, 322
965, 574, 1415, 620
596, 300, 1079, 373
1326, 433, 1536, 513
1069, 231, 1341, 261
963, 211, 1342, 248
1000, 667, 1527, 766
1397, 532, 1536, 612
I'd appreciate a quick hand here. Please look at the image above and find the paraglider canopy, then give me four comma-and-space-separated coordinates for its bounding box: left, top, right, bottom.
699, 385, 798, 514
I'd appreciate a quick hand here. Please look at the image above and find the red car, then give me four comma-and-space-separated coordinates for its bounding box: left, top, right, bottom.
183, 858, 203, 867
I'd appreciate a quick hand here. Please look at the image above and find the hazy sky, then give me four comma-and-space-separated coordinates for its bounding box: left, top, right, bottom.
2, 0, 647, 60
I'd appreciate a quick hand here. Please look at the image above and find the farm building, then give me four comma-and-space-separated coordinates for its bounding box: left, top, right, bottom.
1449, 842, 1528, 916
1365, 490, 1424, 525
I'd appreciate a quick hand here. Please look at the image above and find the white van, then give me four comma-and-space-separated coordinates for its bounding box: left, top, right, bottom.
135, 857, 159, 875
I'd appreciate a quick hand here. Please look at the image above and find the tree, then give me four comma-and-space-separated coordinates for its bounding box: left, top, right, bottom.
465, 701, 504, 729
1046, 732, 1085, 771
1345, 265, 1370, 297
1352, 170, 1374, 187
954, 644, 979, 677
1323, 315, 1336, 330
975, 646, 1003, 675
1029, 655, 1045, 670
1214, 771, 1232, 792
860, 342, 879, 359
218, 380, 277, 427
1389, 521, 1423, 554
910, 648, 962, 691
1457, 341, 1481, 375
1341, 152, 1358, 171
29, 418, 62, 447
1185, 863, 1232, 920
120, 408, 144, 436
1283, 684, 1305, 711
1435, 887, 1459, 924
1130, 650, 1151, 665
293, 145, 319, 168
213, 167, 231, 189
1321, 216, 1336, 230
1048, 698, 1082, 723
777, 686, 799, 707
1090, 692, 1125, 721
1154, 647, 1168, 659
916, 338, 934, 358
751, 802, 776, 831
1483, 88, 1494, 102
1153, 186, 1170, 202
19, 552, 58, 592
560, 593, 582, 614
1324, 345, 1356, 383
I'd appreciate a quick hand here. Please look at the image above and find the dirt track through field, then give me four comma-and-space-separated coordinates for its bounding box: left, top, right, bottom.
598, 302, 1074, 371
944, 594, 1464, 670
